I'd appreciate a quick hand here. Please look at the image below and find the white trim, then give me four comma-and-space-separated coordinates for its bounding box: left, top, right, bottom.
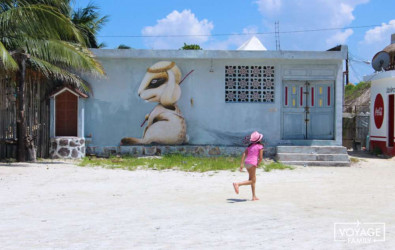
52, 87, 81, 98
54, 97, 56, 137
370, 138, 387, 142
80, 106, 84, 138
90, 47, 348, 60
364, 70, 395, 82
77, 97, 80, 137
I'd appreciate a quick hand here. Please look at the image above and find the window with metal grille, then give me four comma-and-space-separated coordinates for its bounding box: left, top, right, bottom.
225, 65, 275, 103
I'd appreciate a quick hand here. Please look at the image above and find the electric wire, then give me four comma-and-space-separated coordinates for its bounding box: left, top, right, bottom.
349, 52, 371, 65
349, 61, 363, 83
98, 24, 382, 38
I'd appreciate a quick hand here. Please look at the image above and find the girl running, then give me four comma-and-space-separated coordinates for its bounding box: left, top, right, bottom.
233, 131, 264, 201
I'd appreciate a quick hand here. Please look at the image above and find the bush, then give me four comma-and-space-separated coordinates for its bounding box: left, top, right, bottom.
372, 146, 382, 156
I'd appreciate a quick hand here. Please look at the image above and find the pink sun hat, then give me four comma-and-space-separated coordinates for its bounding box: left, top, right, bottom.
250, 131, 263, 142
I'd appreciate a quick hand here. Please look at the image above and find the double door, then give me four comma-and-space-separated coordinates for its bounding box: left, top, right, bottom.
282, 81, 334, 140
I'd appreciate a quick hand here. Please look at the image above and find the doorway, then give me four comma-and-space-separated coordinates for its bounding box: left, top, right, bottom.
282, 80, 334, 140
55, 90, 78, 136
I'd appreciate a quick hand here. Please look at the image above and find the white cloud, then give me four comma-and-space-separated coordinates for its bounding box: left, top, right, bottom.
255, 0, 282, 14
242, 26, 259, 35
330, 2, 355, 27
141, 10, 214, 49
254, 0, 372, 83
254, 0, 369, 50
356, 20, 395, 79
204, 26, 269, 50
362, 20, 395, 45
326, 29, 354, 46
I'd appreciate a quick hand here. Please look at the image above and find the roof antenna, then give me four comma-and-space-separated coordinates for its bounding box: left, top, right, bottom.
275, 21, 281, 51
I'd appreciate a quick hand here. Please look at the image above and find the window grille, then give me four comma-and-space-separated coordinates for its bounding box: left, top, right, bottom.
225, 65, 275, 103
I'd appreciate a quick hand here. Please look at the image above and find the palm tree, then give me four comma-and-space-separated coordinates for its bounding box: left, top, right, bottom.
0, 0, 104, 161
71, 3, 109, 48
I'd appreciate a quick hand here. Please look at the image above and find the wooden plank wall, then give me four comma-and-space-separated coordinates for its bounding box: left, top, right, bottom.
0, 78, 17, 159
342, 105, 370, 150
0, 74, 50, 160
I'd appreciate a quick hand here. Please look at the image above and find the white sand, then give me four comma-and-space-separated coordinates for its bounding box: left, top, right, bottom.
1, 156, 394, 249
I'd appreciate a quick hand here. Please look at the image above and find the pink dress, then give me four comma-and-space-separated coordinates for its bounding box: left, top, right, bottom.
245, 144, 264, 166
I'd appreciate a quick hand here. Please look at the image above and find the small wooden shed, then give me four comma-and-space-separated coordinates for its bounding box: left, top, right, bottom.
49, 86, 87, 158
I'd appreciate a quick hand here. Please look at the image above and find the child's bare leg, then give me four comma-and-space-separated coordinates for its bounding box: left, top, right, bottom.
233, 169, 253, 194
236, 169, 253, 187
237, 180, 253, 186
250, 167, 259, 201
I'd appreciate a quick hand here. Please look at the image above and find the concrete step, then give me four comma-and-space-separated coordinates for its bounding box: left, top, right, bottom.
277, 146, 347, 154
280, 161, 350, 167
275, 146, 350, 167
275, 153, 349, 162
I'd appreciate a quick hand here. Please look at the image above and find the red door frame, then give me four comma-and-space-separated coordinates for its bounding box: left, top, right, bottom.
389, 94, 394, 147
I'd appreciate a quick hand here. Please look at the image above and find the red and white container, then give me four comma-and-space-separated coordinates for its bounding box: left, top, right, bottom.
369, 70, 395, 156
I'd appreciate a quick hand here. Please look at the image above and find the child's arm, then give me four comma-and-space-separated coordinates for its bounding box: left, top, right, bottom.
240, 149, 248, 171
257, 149, 264, 167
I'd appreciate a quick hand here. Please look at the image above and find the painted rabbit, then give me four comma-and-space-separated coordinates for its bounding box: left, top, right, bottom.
121, 61, 187, 145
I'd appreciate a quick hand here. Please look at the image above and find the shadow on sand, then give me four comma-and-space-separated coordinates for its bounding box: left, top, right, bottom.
348, 151, 392, 160
227, 198, 248, 203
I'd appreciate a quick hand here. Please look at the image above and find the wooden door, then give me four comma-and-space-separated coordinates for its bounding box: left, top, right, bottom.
56, 91, 78, 136
389, 94, 394, 147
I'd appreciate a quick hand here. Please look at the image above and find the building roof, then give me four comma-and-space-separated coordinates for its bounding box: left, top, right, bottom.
91, 46, 348, 61
364, 69, 395, 82
237, 36, 267, 51
50, 86, 88, 98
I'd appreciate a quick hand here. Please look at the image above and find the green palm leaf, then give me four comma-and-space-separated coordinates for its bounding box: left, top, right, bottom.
22, 38, 104, 75
29, 56, 91, 92
0, 3, 85, 45
0, 0, 106, 162
71, 2, 109, 48
0, 40, 18, 70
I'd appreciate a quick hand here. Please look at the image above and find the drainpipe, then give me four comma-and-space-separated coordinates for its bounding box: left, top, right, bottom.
345, 51, 349, 85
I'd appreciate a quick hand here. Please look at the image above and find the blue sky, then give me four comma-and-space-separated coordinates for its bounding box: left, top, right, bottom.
73, 0, 395, 83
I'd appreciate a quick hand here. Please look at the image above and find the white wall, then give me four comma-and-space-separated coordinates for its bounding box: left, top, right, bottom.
80, 49, 345, 147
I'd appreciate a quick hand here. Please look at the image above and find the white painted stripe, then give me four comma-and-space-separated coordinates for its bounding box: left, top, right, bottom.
371, 138, 387, 142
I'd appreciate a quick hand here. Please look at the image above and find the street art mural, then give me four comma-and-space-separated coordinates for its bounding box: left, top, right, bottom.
121, 61, 190, 145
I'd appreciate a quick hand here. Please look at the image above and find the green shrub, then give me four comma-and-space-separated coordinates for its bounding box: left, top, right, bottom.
263, 162, 294, 172
79, 154, 240, 172
372, 146, 382, 156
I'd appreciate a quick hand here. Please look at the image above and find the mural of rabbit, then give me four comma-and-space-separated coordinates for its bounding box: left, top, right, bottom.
121, 61, 187, 145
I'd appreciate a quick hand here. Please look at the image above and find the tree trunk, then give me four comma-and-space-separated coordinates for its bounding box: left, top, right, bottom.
16, 54, 35, 162
26, 135, 37, 162
15, 52, 37, 162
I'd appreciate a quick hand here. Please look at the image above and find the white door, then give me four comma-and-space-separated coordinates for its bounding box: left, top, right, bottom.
282, 81, 334, 140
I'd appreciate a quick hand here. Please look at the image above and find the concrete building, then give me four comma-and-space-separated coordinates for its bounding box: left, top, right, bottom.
49, 46, 349, 164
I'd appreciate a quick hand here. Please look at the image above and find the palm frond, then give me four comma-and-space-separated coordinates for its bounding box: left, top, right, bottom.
24, 0, 72, 16
0, 4, 85, 45
97, 42, 106, 48
21, 38, 104, 76
0, 0, 105, 91
71, 2, 108, 48
0, 40, 18, 70
29, 55, 90, 93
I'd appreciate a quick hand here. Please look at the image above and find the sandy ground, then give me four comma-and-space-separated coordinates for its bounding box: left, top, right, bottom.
1, 154, 395, 250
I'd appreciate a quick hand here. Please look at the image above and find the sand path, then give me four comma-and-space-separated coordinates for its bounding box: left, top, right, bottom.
1, 155, 394, 249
